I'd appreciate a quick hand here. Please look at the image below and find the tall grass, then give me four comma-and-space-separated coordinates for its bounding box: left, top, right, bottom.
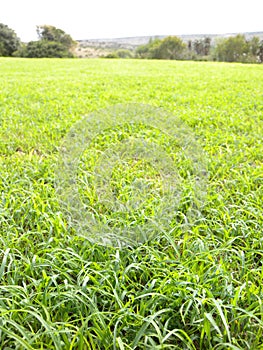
0, 58, 262, 349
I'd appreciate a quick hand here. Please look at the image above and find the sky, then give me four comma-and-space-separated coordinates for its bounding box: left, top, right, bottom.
1, 0, 263, 42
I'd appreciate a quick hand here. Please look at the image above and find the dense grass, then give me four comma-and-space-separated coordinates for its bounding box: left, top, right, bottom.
0, 58, 263, 349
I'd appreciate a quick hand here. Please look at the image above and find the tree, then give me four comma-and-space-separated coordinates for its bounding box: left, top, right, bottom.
136, 36, 186, 60
248, 36, 260, 56
193, 37, 211, 56
136, 38, 162, 59
23, 25, 76, 58
214, 34, 249, 62
193, 39, 203, 56
259, 40, 263, 63
203, 37, 211, 56
0, 23, 21, 56
154, 36, 186, 60
36, 25, 76, 49
24, 40, 74, 58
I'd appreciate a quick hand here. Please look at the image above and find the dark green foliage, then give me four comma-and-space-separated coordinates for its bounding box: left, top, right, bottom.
154, 36, 186, 59
248, 36, 260, 56
104, 52, 119, 58
193, 37, 211, 56
213, 34, 263, 63
0, 23, 21, 56
104, 49, 133, 59
258, 40, 263, 63
23, 40, 74, 58
136, 38, 162, 59
36, 25, 76, 49
115, 49, 133, 58
136, 36, 186, 60
137, 34, 263, 63
21, 25, 76, 58
214, 34, 259, 63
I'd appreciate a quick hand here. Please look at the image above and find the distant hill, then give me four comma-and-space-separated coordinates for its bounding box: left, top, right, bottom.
76, 32, 263, 58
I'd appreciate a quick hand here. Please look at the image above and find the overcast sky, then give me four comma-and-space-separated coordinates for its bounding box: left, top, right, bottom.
1, 0, 263, 42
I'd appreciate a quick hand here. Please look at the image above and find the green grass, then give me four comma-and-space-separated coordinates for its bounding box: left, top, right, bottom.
0, 58, 263, 349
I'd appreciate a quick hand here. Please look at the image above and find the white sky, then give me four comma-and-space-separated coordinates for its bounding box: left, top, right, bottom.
1, 0, 263, 42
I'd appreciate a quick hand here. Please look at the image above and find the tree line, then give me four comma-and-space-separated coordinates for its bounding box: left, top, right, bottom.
1, 22, 263, 63
136, 35, 263, 63
0, 23, 76, 58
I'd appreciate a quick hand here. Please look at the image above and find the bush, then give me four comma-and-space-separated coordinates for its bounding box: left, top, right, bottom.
103, 52, 119, 58
115, 49, 133, 58
23, 41, 74, 58
154, 36, 186, 60
136, 36, 186, 60
136, 38, 162, 59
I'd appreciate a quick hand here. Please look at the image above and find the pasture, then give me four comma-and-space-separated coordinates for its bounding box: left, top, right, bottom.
0, 58, 262, 349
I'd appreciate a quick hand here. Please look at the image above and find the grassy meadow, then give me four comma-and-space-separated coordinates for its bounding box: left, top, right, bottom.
0, 58, 263, 349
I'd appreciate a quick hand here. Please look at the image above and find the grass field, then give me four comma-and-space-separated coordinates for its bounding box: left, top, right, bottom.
0, 58, 263, 349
